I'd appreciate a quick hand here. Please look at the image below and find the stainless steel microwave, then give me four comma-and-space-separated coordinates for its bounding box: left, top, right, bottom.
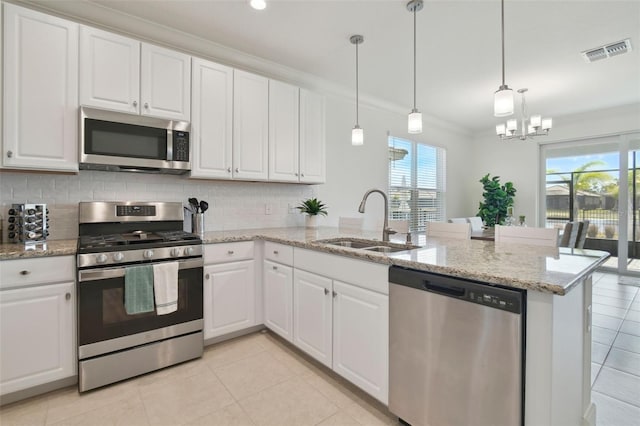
79, 106, 191, 174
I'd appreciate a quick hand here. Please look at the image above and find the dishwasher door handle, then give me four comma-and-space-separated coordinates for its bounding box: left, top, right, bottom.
422, 280, 466, 297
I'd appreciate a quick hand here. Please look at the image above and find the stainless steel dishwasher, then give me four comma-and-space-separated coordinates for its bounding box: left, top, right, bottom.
389, 266, 525, 426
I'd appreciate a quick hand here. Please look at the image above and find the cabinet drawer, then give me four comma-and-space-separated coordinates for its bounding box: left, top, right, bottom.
0, 256, 75, 290
205, 241, 254, 264
264, 242, 293, 265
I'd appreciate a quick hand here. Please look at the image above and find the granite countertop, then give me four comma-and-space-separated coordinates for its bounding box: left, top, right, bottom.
0, 227, 609, 295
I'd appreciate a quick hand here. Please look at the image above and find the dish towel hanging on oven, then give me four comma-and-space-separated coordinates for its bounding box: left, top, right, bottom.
153, 262, 180, 315
124, 265, 155, 315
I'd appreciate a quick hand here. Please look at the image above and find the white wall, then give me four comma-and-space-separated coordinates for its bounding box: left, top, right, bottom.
469, 103, 640, 226
317, 95, 473, 231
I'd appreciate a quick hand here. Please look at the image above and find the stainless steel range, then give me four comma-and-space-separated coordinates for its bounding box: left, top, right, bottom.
76, 201, 204, 392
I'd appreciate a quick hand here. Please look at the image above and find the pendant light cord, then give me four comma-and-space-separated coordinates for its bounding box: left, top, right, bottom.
356, 40, 359, 126
500, 0, 505, 86
413, 5, 417, 110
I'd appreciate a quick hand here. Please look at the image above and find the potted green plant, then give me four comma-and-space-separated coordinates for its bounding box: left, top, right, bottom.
477, 174, 517, 227
297, 198, 328, 228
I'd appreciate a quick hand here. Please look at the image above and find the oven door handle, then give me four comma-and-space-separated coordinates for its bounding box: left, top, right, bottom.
78, 258, 203, 282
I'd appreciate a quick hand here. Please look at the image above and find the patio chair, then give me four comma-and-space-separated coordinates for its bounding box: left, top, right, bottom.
576, 220, 590, 249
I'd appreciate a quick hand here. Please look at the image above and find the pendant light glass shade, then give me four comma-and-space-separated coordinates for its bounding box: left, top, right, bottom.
350, 35, 364, 146
494, 86, 514, 117
408, 110, 422, 134
352, 126, 364, 145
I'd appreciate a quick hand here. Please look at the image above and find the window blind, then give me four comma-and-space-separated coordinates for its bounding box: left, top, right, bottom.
388, 136, 446, 232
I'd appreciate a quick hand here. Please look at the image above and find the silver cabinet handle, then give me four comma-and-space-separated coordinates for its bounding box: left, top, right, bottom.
301, 173, 305, 177
7, 150, 13, 158
272, 265, 277, 270
20, 270, 30, 275
586, 305, 592, 333
205, 273, 210, 280
324, 288, 329, 295
65, 293, 71, 300
227, 167, 231, 173
273, 250, 279, 254
132, 100, 138, 107
332, 290, 337, 298
228, 250, 234, 255
144, 102, 149, 108
294, 172, 298, 177
235, 167, 239, 173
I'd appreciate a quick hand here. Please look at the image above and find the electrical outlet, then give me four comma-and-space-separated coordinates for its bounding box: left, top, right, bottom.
265, 203, 272, 215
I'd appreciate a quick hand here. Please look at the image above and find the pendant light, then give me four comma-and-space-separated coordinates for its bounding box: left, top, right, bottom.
494, 0, 514, 117
351, 34, 364, 146
407, 0, 423, 134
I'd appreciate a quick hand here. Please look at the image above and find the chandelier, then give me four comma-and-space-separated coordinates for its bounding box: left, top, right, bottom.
496, 89, 552, 140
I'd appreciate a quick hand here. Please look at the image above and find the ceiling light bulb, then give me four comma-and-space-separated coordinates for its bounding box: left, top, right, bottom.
408, 110, 422, 134
250, 0, 266, 10
352, 126, 364, 146
494, 87, 514, 117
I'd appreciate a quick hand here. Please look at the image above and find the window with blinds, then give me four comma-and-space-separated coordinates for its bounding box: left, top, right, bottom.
388, 136, 446, 232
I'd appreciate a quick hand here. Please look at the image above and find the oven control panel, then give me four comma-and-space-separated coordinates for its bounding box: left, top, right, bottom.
77, 244, 203, 268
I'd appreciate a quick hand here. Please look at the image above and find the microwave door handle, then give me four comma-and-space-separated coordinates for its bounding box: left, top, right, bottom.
78, 258, 203, 283
167, 128, 173, 161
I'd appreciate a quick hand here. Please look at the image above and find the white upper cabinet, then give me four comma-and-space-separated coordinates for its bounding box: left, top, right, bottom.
299, 89, 326, 183
80, 27, 191, 121
80, 26, 140, 114
233, 70, 269, 181
268, 80, 300, 182
140, 43, 191, 120
2, 3, 79, 172
190, 58, 234, 179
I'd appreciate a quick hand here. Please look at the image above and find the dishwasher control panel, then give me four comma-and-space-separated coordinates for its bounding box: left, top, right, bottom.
389, 266, 523, 314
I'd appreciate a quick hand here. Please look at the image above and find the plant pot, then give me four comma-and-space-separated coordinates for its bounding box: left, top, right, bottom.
305, 215, 318, 228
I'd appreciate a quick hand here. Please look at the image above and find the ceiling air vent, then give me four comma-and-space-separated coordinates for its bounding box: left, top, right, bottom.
581, 38, 632, 62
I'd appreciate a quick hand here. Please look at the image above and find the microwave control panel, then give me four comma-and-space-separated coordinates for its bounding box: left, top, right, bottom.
173, 131, 190, 162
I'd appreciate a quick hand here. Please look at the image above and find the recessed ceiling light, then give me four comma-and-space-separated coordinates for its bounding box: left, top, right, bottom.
250, 0, 266, 10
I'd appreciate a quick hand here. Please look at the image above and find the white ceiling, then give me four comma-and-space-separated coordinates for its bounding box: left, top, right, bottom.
26, 0, 640, 132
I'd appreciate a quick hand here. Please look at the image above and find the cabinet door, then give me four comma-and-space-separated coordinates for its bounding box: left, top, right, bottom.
191, 58, 234, 179
293, 269, 332, 368
233, 70, 268, 181
0, 281, 75, 395
268, 80, 299, 182
333, 280, 389, 404
79, 26, 140, 114
299, 89, 326, 183
140, 44, 191, 121
263, 260, 293, 342
3, 4, 78, 172
203, 260, 255, 339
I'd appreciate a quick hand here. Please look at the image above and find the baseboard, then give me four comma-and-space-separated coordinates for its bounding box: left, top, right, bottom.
1, 376, 77, 407
204, 324, 266, 346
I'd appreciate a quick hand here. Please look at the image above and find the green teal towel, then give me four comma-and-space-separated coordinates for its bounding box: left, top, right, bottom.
124, 265, 155, 315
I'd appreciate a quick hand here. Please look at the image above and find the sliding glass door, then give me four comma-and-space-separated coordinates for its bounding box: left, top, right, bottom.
541, 134, 640, 276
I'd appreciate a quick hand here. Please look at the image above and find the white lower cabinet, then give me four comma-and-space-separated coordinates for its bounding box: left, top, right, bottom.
332, 280, 388, 402
263, 260, 293, 342
0, 257, 75, 396
203, 242, 256, 340
292, 269, 333, 367
291, 249, 389, 403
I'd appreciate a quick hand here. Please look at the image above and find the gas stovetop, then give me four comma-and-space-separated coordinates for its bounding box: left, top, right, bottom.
78, 230, 201, 252
77, 201, 203, 268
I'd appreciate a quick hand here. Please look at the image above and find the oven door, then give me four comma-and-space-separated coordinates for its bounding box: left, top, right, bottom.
77, 258, 203, 359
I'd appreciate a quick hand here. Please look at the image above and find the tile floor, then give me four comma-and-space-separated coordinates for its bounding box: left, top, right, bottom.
590, 271, 640, 426
0, 331, 397, 426
1, 272, 638, 426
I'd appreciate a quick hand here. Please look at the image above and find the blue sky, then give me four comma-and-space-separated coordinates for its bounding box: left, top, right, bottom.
547, 152, 620, 173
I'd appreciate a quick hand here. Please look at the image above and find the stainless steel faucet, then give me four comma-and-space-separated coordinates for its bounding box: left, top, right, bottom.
358, 189, 397, 242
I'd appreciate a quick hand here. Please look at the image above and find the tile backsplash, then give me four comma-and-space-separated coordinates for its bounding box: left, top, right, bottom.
0, 171, 314, 241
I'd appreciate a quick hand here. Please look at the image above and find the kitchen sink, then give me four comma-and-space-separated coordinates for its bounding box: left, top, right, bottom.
313, 238, 419, 253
